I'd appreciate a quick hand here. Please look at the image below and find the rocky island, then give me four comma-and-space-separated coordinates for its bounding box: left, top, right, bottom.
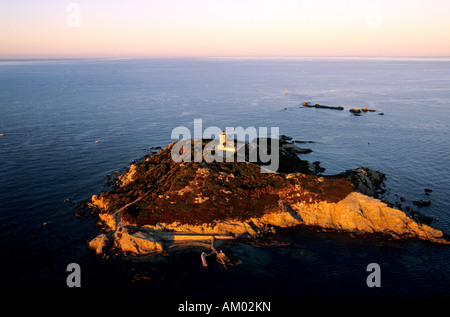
86, 138, 449, 256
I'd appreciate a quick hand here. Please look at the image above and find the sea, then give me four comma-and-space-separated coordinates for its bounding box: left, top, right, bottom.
0, 57, 449, 302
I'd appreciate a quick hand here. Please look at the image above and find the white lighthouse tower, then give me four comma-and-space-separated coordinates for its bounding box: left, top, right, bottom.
218, 129, 236, 153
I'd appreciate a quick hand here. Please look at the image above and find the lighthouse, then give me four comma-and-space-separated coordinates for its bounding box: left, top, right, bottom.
220, 130, 226, 147
218, 130, 236, 153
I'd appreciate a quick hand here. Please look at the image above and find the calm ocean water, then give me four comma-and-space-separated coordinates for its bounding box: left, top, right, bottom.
0, 57, 449, 298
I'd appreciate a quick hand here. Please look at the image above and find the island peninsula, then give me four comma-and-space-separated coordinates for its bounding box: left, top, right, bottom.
87, 138, 449, 256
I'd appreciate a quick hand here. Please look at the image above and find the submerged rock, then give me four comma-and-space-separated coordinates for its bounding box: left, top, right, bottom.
410, 210, 434, 225
280, 135, 293, 141
413, 200, 431, 207
302, 102, 344, 110
294, 140, 315, 144
280, 142, 312, 154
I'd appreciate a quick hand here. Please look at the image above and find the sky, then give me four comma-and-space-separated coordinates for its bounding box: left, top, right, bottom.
1, 0, 450, 58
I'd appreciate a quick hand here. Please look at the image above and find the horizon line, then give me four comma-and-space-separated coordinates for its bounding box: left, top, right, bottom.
1, 55, 450, 61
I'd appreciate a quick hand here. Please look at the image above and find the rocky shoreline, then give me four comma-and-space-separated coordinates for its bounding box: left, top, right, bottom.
85, 139, 449, 257
89, 186, 449, 256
